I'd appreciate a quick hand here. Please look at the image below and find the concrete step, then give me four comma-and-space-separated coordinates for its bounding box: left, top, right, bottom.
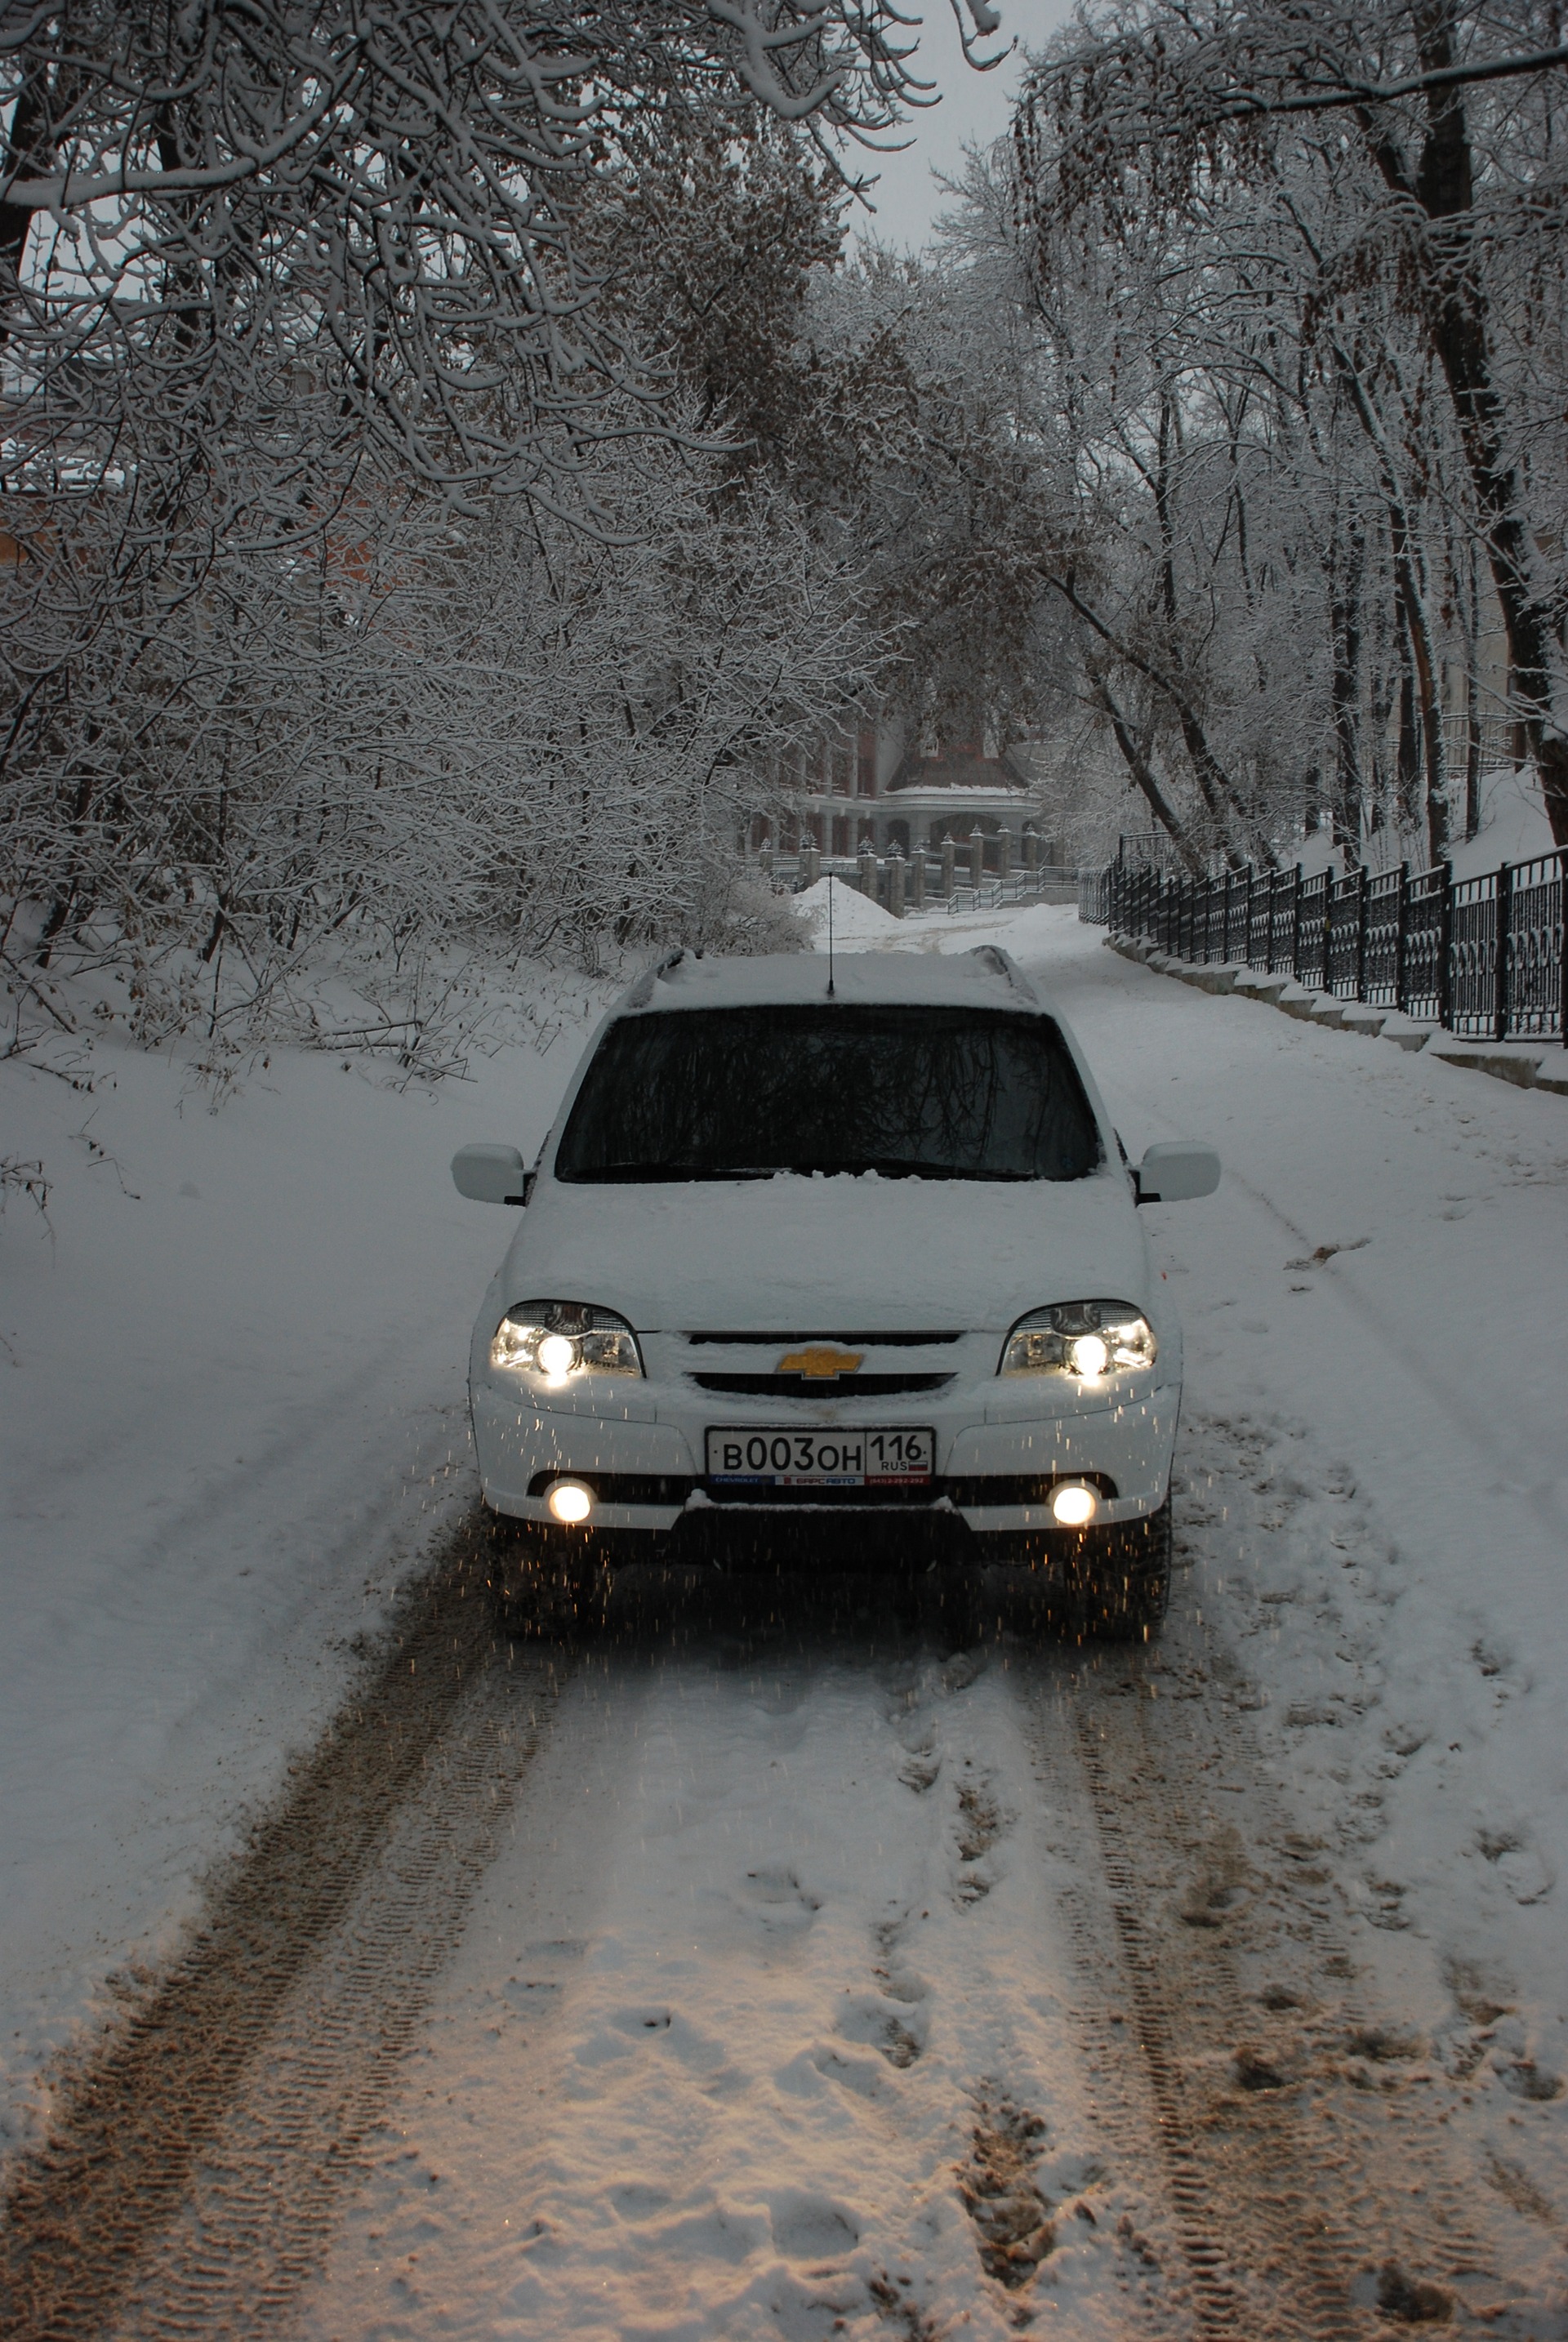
1429, 1045, 1546, 1090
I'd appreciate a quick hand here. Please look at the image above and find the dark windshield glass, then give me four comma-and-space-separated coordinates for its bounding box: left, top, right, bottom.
553, 1004, 1102, 1184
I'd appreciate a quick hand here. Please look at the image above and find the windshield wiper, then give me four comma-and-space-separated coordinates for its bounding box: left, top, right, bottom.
574, 1159, 1040, 1184
575, 1163, 781, 1182
782, 1158, 1036, 1182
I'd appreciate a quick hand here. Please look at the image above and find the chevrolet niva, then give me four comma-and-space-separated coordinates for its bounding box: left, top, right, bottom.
451, 946, 1218, 1637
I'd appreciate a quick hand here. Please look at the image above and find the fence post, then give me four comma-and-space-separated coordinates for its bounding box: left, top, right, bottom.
1264, 870, 1275, 974
1356, 865, 1370, 1001
889, 848, 906, 919
998, 829, 1013, 887
1438, 860, 1454, 1031
969, 830, 985, 894
910, 849, 925, 913
1290, 865, 1303, 981
1560, 851, 1567, 1049
941, 838, 956, 898
1495, 859, 1512, 1041
1394, 862, 1409, 1013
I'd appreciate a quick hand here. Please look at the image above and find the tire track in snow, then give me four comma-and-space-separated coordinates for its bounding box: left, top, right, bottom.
1017, 1625, 1539, 2338
0, 1517, 564, 2342
292, 1596, 1185, 2342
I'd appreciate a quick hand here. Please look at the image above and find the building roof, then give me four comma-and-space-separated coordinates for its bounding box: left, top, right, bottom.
884, 746, 1032, 796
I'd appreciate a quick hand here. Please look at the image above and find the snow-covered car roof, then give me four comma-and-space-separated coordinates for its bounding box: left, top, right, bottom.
619, 946, 1045, 1016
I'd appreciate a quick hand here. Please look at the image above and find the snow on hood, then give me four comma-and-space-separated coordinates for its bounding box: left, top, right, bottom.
501, 1164, 1149, 1334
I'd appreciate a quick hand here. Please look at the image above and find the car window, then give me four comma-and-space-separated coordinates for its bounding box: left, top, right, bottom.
553, 1004, 1102, 1184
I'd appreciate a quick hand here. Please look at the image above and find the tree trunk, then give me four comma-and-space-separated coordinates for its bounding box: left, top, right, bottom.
1086, 670, 1208, 874
0, 60, 51, 339
1328, 507, 1364, 862
1396, 655, 1421, 838
1361, 5, 1568, 843
1463, 545, 1483, 839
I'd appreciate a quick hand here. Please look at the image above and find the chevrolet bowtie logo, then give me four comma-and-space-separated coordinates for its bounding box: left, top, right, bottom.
777, 1346, 865, 1379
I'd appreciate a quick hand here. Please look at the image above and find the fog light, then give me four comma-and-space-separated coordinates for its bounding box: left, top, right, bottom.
547, 1479, 594, 1525
1050, 1480, 1098, 1528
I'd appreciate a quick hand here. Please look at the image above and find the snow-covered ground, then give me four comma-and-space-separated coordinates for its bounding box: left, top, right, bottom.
0, 991, 608, 2140
4, 899, 1566, 2332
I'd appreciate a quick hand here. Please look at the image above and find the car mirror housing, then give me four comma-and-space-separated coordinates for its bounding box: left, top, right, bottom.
451, 1143, 531, 1205
1134, 1141, 1220, 1204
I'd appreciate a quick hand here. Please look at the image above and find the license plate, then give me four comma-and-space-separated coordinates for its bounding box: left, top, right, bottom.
705, 1427, 934, 1487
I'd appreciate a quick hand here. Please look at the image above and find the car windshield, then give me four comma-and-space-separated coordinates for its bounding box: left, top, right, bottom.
553, 1004, 1102, 1184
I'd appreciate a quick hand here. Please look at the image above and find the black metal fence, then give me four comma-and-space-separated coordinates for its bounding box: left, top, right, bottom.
1081, 848, 1566, 1046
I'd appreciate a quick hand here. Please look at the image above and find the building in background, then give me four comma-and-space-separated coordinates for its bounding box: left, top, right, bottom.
753, 723, 1063, 871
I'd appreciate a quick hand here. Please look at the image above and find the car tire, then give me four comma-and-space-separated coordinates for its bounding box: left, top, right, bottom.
1075, 1496, 1173, 1643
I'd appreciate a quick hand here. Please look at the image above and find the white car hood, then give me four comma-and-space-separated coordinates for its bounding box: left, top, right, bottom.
501, 1167, 1150, 1334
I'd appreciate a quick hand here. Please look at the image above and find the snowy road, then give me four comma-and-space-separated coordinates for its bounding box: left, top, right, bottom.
3, 908, 1566, 2336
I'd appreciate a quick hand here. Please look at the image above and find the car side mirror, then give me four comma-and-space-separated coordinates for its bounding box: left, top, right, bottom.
451, 1143, 532, 1205
1134, 1141, 1220, 1204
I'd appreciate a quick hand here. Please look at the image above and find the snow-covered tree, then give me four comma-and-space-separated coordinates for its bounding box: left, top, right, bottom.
1014, 0, 1568, 847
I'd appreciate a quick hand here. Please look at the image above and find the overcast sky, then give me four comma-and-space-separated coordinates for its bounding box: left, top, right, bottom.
847, 0, 1076, 253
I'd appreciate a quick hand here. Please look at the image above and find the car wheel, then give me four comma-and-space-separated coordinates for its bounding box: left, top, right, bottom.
485, 1517, 609, 1638
1075, 1497, 1172, 1643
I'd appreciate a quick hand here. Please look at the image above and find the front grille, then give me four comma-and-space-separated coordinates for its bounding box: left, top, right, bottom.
527, 1471, 696, 1504
944, 1471, 1119, 1506
685, 1330, 962, 1347
691, 1372, 955, 1399
701, 1482, 938, 1507
523, 1468, 1118, 1514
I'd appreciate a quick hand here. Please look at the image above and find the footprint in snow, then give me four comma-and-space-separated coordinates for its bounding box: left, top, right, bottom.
959, 2090, 1054, 2290
839, 1990, 928, 2068
769, 2192, 861, 2263
737, 1866, 822, 1934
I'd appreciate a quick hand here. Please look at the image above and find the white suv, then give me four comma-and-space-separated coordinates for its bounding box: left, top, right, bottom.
452, 946, 1218, 1637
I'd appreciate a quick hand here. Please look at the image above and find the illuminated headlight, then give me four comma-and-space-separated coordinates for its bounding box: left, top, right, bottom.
489, 1301, 643, 1381
1000, 1301, 1156, 1381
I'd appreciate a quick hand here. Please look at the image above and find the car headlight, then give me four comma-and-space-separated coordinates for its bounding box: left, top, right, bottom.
1000, 1301, 1156, 1380
490, 1301, 643, 1380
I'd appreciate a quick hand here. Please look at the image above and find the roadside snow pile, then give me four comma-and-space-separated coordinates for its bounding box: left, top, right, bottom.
795, 876, 902, 950
1450, 764, 1557, 879
0, 980, 605, 2150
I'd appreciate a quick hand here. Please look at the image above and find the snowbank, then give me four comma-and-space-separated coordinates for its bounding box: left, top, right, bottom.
1450, 763, 1557, 879
795, 875, 903, 949
0, 990, 606, 2145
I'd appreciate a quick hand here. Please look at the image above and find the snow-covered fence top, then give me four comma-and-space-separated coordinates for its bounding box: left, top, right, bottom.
1081, 849, 1567, 1048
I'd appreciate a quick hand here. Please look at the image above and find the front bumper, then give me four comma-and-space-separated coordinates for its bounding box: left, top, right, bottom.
470, 1379, 1179, 1540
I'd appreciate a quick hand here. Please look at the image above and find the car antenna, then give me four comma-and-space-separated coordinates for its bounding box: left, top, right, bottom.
826, 873, 835, 998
